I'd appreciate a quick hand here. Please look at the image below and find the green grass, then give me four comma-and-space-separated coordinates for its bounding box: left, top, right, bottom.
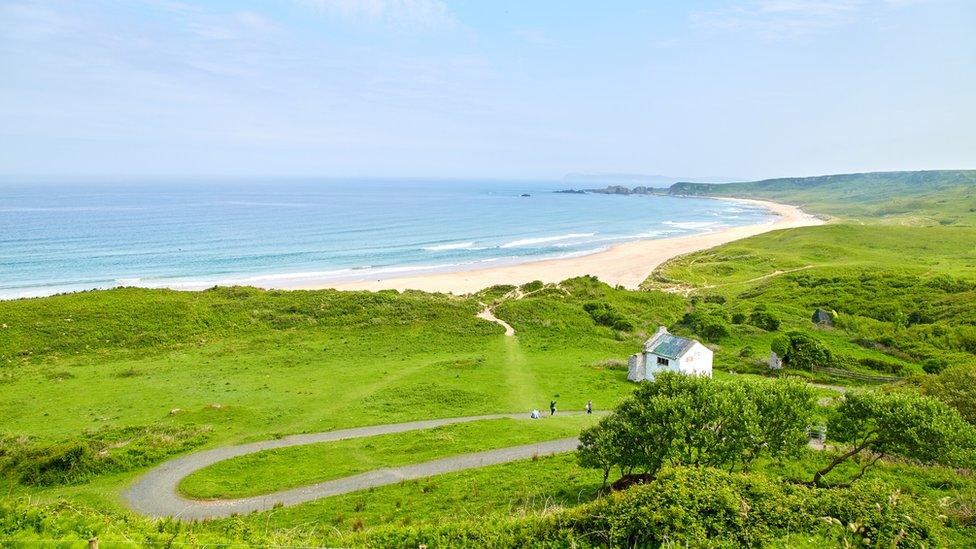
645, 223, 976, 376
646, 224, 976, 287
4, 171, 976, 545
216, 452, 605, 537
0, 277, 664, 533
178, 415, 598, 499
671, 169, 976, 224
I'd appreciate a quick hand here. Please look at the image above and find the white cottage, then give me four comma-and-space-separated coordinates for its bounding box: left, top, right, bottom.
627, 326, 713, 381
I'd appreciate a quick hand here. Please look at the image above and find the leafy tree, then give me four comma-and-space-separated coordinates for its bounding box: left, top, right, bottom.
770, 331, 830, 370
813, 390, 976, 485
577, 373, 814, 482
748, 304, 780, 331
742, 380, 816, 462
921, 366, 976, 423
577, 415, 626, 487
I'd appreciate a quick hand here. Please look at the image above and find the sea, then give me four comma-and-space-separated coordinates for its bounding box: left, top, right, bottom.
0, 179, 774, 299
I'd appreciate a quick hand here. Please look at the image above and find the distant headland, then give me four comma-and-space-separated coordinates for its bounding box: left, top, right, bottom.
554, 185, 667, 196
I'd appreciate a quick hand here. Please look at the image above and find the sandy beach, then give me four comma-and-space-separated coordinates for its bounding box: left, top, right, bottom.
264, 198, 823, 295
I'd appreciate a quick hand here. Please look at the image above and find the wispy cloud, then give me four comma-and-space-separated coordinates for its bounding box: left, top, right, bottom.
691, 0, 873, 38
297, 0, 457, 29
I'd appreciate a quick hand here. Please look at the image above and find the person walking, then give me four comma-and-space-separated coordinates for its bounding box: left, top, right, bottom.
549, 400, 556, 416
586, 400, 593, 414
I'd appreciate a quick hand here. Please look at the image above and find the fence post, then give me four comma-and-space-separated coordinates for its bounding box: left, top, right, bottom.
88, 537, 98, 549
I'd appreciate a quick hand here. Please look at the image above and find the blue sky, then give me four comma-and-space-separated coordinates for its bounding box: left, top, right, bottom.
1, 0, 974, 180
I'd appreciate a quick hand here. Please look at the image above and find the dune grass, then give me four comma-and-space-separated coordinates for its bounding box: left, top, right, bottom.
178, 415, 598, 499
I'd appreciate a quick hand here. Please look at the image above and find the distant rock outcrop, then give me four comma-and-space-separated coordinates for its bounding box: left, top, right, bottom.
553, 185, 664, 195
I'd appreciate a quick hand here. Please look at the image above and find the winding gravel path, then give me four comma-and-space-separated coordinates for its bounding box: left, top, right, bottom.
124, 413, 581, 521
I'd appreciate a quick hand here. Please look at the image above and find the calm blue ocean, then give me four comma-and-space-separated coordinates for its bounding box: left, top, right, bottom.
0, 179, 773, 299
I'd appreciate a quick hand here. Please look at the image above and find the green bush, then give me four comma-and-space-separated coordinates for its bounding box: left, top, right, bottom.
582, 302, 634, 331
360, 467, 946, 548
771, 331, 831, 370
748, 304, 780, 331
0, 425, 211, 486
682, 306, 732, 342
922, 366, 976, 423
519, 280, 544, 293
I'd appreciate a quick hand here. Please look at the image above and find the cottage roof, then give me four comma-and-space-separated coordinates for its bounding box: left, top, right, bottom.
644, 328, 697, 359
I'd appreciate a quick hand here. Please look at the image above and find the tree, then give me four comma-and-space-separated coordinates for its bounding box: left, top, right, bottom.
921, 366, 976, 423
770, 331, 831, 370
813, 390, 976, 486
577, 415, 625, 487
742, 379, 816, 463
576, 373, 815, 484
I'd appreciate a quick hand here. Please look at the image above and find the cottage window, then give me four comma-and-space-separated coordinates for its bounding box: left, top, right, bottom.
656, 356, 669, 366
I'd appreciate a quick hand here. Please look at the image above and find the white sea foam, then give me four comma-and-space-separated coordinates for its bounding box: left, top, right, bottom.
221, 201, 312, 208
423, 241, 477, 251
663, 221, 720, 230
500, 233, 596, 248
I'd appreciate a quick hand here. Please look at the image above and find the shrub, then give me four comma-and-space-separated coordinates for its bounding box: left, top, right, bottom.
519, 280, 544, 293
771, 331, 831, 371
0, 425, 211, 486
856, 356, 904, 375
582, 302, 633, 332
361, 467, 946, 547
922, 366, 976, 423
748, 305, 780, 332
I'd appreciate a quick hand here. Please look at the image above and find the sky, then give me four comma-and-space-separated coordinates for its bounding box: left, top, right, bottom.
1, 0, 974, 181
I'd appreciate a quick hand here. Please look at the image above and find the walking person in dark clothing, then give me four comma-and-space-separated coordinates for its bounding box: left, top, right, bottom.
549, 400, 556, 416
586, 400, 593, 414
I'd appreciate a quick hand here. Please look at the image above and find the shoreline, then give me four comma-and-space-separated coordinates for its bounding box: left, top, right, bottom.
281, 198, 823, 294
1, 198, 823, 300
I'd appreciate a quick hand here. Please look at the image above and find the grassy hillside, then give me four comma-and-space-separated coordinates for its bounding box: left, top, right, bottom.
670, 170, 976, 224
4, 170, 976, 546
646, 224, 976, 378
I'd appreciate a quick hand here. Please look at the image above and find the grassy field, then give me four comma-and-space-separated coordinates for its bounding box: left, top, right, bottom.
671, 169, 976, 224
179, 415, 598, 499
3, 171, 976, 546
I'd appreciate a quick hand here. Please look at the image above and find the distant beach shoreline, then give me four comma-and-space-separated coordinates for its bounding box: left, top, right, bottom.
0, 193, 822, 300
269, 198, 824, 294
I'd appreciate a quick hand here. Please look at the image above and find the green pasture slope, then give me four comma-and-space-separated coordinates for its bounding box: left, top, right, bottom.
2, 170, 976, 546
671, 169, 976, 224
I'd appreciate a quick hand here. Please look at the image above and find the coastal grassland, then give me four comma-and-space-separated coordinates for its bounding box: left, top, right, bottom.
645, 223, 976, 379
0, 282, 665, 444
0, 278, 678, 536
671, 169, 976, 224
178, 415, 598, 499
6, 171, 976, 546
5, 449, 970, 546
